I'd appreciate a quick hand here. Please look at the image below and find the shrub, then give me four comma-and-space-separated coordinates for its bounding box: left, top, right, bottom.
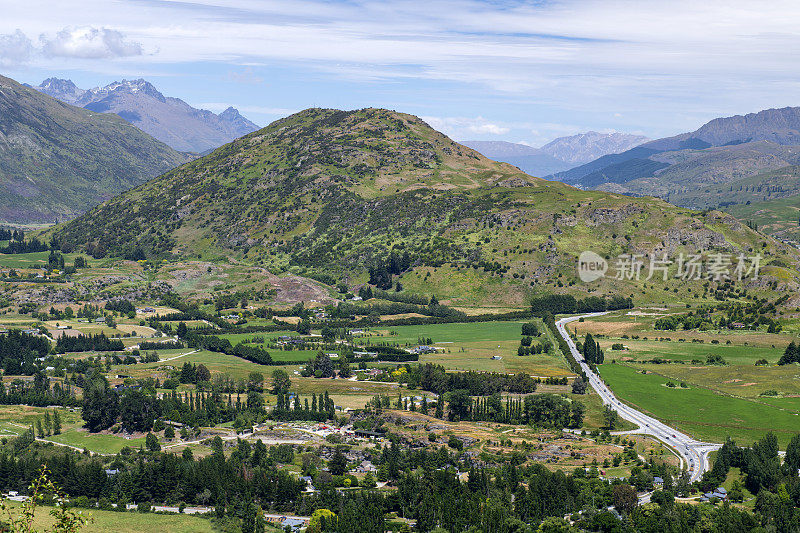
448, 435, 463, 450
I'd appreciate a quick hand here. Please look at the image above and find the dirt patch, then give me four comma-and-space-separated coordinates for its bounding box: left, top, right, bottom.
117, 324, 158, 336
49, 329, 81, 339
380, 313, 427, 320
265, 273, 338, 306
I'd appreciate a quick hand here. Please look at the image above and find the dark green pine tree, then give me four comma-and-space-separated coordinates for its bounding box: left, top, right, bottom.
778, 341, 799, 365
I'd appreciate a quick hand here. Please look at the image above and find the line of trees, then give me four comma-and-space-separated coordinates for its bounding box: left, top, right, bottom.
55, 333, 124, 353
466, 392, 585, 427
407, 363, 538, 395
0, 330, 51, 375
530, 294, 633, 315
272, 391, 336, 421
0, 237, 49, 254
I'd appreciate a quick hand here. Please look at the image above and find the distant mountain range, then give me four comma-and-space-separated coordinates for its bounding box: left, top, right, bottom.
0, 74, 191, 224
34, 78, 259, 153
552, 106, 800, 210
461, 132, 648, 177
540, 131, 650, 165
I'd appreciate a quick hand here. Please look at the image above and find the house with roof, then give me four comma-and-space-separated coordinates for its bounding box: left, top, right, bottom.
700, 487, 728, 502
281, 517, 306, 531
356, 460, 377, 473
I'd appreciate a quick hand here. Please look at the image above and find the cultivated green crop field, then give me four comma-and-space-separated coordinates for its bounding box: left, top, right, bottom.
598, 363, 800, 447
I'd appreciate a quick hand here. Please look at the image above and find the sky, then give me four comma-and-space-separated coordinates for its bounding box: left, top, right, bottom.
2, 0, 800, 147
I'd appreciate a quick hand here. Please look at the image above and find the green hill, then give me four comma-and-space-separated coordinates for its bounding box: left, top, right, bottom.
49, 108, 800, 306
0, 74, 191, 224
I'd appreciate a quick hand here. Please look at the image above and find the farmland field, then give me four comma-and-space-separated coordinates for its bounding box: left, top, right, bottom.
374, 320, 572, 376
0, 251, 80, 269
598, 363, 800, 447
600, 338, 786, 366
0, 405, 144, 455
120, 349, 275, 380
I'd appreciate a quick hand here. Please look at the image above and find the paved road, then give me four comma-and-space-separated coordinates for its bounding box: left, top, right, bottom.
556, 313, 721, 484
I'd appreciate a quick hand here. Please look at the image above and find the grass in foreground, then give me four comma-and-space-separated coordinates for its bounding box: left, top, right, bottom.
1, 502, 216, 533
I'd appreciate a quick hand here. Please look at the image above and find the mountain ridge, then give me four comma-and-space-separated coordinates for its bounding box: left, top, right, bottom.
550, 107, 800, 210
540, 131, 650, 165
0, 74, 191, 224
35, 78, 260, 153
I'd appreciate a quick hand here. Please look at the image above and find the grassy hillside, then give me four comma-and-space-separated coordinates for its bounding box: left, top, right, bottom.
0, 74, 191, 224
48, 107, 800, 306
726, 195, 800, 244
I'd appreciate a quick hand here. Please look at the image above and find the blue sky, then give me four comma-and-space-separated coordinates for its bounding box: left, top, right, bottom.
2, 0, 800, 146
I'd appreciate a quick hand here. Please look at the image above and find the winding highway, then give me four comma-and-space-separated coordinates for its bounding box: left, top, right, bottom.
556, 313, 721, 484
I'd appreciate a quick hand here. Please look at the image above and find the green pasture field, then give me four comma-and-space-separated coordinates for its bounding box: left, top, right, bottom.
598, 363, 800, 447
0, 405, 143, 455
122, 350, 278, 380
601, 338, 786, 366
0, 405, 81, 436
368, 320, 571, 377
0, 251, 77, 269
623, 362, 800, 400
47, 429, 146, 455
218, 331, 321, 362
218, 330, 297, 344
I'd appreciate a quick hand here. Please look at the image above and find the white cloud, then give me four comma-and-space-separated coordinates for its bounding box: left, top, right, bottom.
5, 0, 800, 137
422, 116, 511, 138
227, 67, 263, 85
0, 30, 34, 67
40, 26, 143, 59
469, 123, 509, 135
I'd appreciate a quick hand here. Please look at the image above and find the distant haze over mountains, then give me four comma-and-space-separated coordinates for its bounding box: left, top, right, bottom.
461, 132, 649, 177
458, 141, 571, 177
34, 78, 259, 153
540, 131, 650, 165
